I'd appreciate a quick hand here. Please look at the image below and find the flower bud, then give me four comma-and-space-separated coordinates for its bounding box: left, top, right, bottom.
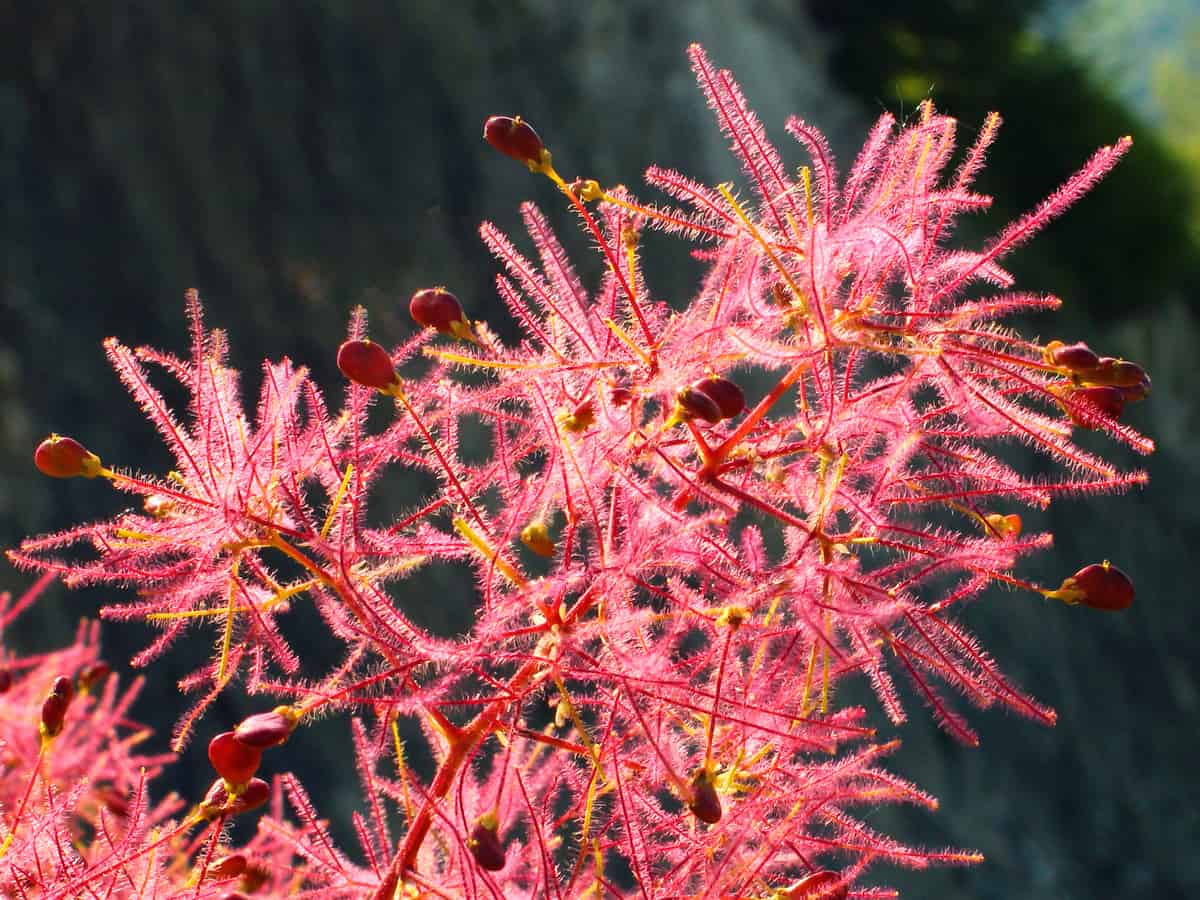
208, 731, 262, 786
336, 340, 398, 391
78, 661, 112, 694
1044, 340, 1100, 372
520, 521, 555, 558
467, 812, 506, 871
1061, 385, 1124, 426
40, 693, 70, 739
1055, 561, 1134, 611
40, 675, 74, 738
692, 376, 745, 420
409, 288, 472, 340
780, 871, 847, 899
686, 768, 722, 824
0, 669, 11, 694
199, 776, 270, 820
1089, 357, 1148, 389
34, 434, 104, 479
673, 385, 724, 425
234, 707, 298, 749
208, 854, 248, 880
483, 115, 548, 170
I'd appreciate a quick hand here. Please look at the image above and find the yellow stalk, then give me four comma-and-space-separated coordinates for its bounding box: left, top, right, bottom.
717, 183, 809, 318
320, 464, 354, 539
451, 517, 526, 588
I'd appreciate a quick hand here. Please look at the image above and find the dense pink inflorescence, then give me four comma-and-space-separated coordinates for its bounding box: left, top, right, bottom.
5, 45, 1150, 898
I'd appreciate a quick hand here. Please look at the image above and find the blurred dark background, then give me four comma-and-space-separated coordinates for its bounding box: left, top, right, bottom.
1, 2, 1197, 897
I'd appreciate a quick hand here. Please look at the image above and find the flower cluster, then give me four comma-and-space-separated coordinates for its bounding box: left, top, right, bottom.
5, 45, 1149, 898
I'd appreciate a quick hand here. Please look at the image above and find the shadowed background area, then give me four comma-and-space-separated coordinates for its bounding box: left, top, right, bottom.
1, 2, 1197, 897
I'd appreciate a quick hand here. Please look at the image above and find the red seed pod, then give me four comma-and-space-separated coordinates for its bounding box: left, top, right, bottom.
483, 115, 547, 170
0, 669, 11, 694
34, 434, 103, 479
208, 731, 263, 786
1058, 561, 1134, 611
200, 776, 271, 820
468, 813, 506, 871
409, 287, 471, 339
1062, 385, 1125, 426
40, 692, 70, 739
1117, 374, 1152, 403
780, 871, 848, 900
50, 675, 74, 704
674, 385, 724, 424
208, 853, 248, 880
692, 376, 745, 419
1046, 340, 1100, 372
1089, 357, 1148, 389
336, 339, 398, 391
686, 769, 722, 824
234, 707, 298, 749
78, 661, 112, 693
220, 894, 252, 900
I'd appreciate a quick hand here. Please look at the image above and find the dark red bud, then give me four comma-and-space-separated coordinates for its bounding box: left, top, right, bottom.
336, 340, 398, 391
468, 816, 506, 871
483, 115, 547, 169
1117, 375, 1152, 403
0, 669, 11, 694
1047, 341, 1100, 372
208, 853, 248, 879
240, 864, 270, 893
200, 776, 270, 820
1059, 561, 1134, 611
674, 386, 724, 424
233, 708, 297, 749
78, 662, 112, 693
50, 675, 74, 703
1063, 385, 1124, 426
34, 434, 103, 479
1091, 357, 1148, 389
221, 894, 252, 900
40, 693, 70, 739
687, 769, 722, 824
208, 731, 262, 786
781, 871, 848, 899
692, 376, 745, 420
409, 287, 469, 337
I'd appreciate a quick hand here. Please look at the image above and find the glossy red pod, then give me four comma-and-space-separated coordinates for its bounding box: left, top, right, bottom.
483, 115, 546, 168
34, 434, 103, 479
692, 376, 745, 419
208, 853, 248, 879
1062, 385, 1124, 426
1059, 561, 1134, 611
409, 287, 470, 337
234, 708, 297, 749
199, 776, 270, 820
208, 731, 262, 786
1046, 340, 1100, 372
336, 339, 398, 391
686, 769, 722, 824
468, 814, 506, 871
675, 385, 725, 424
